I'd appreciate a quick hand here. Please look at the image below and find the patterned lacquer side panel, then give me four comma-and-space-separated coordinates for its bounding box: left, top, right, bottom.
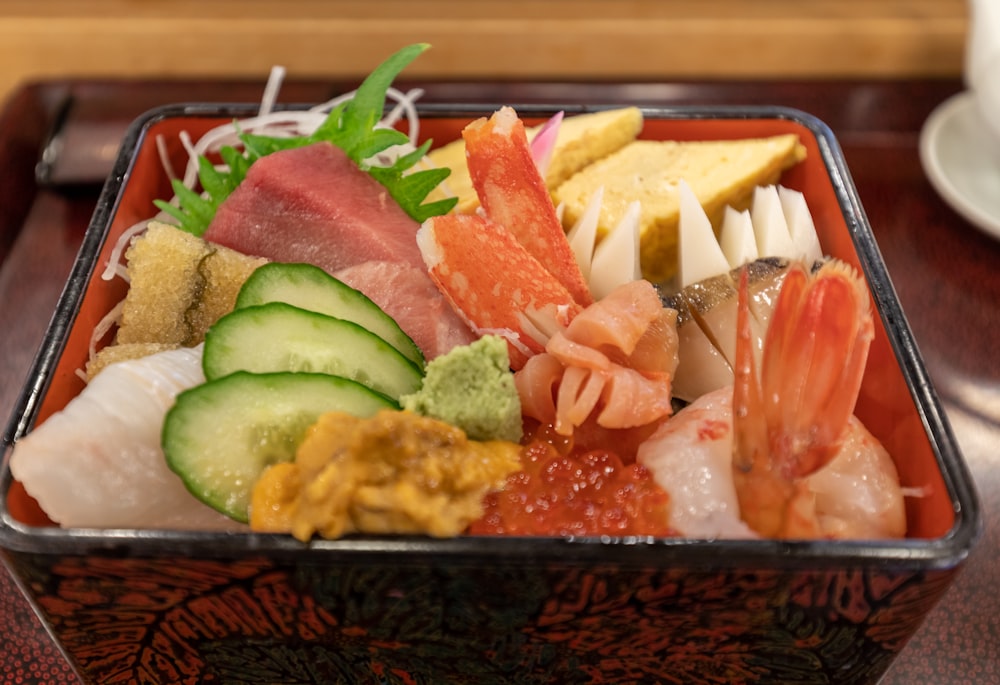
3, 551, 958, 684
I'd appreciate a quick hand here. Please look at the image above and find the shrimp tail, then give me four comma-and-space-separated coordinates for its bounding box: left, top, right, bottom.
732, 266, 809, 537
732, 267, 767, 475
732, 259, 874, 538
763, 260, 874, 477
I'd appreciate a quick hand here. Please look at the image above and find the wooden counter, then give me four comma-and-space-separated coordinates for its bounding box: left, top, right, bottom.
0, 0, 969, 108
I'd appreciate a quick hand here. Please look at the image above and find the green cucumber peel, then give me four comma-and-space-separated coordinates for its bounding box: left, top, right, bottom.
235, 262, 425, 368
163, 370, 395, 522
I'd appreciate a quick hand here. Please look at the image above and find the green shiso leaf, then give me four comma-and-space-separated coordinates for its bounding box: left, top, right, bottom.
157, 43, 456, 236
367, 141, 457, 222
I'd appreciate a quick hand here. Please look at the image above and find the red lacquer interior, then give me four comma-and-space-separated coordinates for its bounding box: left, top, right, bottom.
8, 111, 954, 539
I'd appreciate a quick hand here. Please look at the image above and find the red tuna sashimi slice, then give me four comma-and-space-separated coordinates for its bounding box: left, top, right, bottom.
203, 141, 423, 274
334, 260, 476, 360
417, 213, 583, 370
463, 107, 593, 307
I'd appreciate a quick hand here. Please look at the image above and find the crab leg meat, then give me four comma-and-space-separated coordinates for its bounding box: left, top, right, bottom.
417, 213, 583, 370
463, 106, 594, 307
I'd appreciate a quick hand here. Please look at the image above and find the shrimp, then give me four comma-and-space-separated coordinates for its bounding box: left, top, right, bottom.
800, 414, 906, 539
637, 259, 906, 540
732, 259, 875, 538
635, 385, 756, 539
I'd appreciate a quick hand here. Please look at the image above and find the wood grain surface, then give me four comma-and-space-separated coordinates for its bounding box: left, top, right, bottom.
0, 1, 969, 111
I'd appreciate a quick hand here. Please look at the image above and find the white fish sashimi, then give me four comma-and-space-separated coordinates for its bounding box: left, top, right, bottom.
9, 345, 245, 531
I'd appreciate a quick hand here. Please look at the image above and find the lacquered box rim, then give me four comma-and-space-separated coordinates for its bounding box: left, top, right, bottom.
0, 101, 982, 570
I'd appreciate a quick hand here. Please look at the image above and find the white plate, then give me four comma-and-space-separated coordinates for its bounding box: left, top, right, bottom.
919, 90, 1000, 240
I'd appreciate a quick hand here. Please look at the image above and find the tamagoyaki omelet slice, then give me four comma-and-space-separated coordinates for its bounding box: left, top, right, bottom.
424, 106, 644, 214
553, 134, 807, 284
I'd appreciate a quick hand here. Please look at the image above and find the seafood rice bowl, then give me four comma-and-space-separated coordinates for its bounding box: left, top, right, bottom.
0, 44, 980, 685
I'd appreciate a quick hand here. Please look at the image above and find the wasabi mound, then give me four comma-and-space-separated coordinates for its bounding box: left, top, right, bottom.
401, 335, 522, 443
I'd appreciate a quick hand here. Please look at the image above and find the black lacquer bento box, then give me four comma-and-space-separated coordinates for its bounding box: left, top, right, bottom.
0, 102, 982, 684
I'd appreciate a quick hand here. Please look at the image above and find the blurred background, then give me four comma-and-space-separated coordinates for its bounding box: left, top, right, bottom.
0, 0, 968, 106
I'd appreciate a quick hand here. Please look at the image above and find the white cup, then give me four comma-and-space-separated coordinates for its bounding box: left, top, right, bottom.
966, 0, 1000, 85
966, 0, 1000, 158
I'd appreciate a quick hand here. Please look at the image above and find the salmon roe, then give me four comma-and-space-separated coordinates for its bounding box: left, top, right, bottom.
469, 424, 675, 537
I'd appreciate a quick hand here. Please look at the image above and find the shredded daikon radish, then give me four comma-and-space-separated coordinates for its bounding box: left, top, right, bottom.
155, 134, 179, 182
259, 66, 286, 117
382, 87, 424, 141
101, 220, 153, 281
86, 298, 126, 366
164, 86, 426, 202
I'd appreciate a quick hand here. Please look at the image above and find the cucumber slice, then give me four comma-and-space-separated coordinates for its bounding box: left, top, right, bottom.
203, 302, 423, 401
163, 370, 394, 522
236, 262, 424, 368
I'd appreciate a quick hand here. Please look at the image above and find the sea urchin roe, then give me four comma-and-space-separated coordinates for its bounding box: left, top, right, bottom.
469, 436, 675, 538
249, 409, 522, 541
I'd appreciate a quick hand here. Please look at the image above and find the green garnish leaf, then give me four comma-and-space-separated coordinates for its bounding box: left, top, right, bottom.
153, 180, 215, 234
156, 43, 455, 236
152, 198, 188, 227
351, 128, 413, 167
367, 140, 458, 221
239, 132, 308, 159
195, 155, 231, 199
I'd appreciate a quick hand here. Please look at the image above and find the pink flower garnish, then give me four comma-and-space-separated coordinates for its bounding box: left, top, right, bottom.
529, 111, 564, 177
